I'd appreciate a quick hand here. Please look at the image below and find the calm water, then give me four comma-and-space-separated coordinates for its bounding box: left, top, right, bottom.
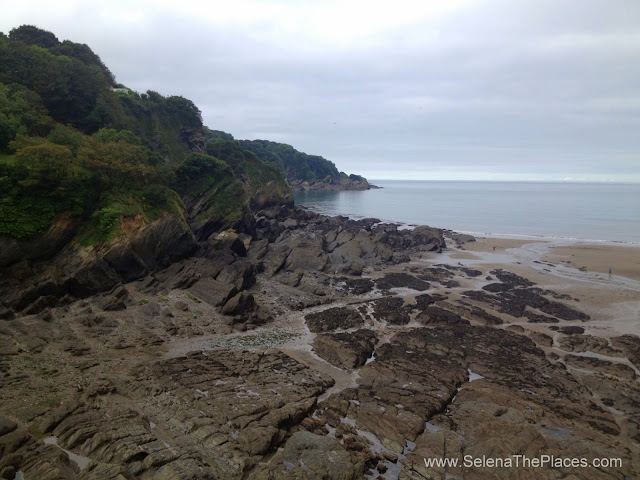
293, 181, 640, 244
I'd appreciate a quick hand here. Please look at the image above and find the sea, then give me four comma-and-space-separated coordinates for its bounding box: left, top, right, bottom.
292, 181, 640, 244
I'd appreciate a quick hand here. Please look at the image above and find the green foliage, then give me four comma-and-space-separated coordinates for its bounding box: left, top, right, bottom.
9, 25, 59, 48
203, 127, 234, 143
165, 96, 202, 128
76, 185, 182, 245
117, 90, 200, 164
0, 193, 55, 238
46, 124, 85, 155
0, 36, 111, 131
0, 82, 54, 151
239, 139, 340, 184
0, 25, 296, 245
174, 153, 235, 194
205, 139, 292, 208
78, 129, 158, 188
50, 40, 116, 86
174, 153, 248, 230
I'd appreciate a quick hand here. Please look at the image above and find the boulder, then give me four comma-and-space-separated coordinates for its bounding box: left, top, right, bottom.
189, 278, 237, 307
216, 261, 256, 291
221, 292, 256, 316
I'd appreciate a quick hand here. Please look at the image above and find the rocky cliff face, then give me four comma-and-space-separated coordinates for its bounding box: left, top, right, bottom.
0, 212, 197, 318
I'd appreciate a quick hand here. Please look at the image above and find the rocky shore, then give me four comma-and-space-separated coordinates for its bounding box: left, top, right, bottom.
288, 179, 380, 191
0, 206, 638, 479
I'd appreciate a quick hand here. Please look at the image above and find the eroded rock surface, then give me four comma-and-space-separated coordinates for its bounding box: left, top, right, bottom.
0, 207, 637, 480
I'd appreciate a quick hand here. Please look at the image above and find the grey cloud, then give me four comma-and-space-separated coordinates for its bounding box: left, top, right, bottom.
1, 0, 639, 181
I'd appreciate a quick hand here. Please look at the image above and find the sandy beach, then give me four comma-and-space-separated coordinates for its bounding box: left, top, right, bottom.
544, 243, 640, 281
441, 235, 640, 333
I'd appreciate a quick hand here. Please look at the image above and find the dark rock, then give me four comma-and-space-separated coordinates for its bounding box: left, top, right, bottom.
305, 307, 363, 333
374, 273, 429, 291
523, 311, 559, 323
189, 278, 237, 307
139, 301, 162, 318
100, 285, 129, 311
254, 431, 364, 479
416, 306, 469, 325
216, 260, 256, 291
222, 292, 256, 316
414, 294, 437, 310
559, 326, 585, 335
611, 335, 640, 369
313, 329, 377, 368
460, 267, 483, 277
204, 229, 247, 257
344, 278, 374, 295
372, 297, 411, 325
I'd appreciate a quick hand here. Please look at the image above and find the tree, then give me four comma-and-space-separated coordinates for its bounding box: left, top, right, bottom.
9, 25, 59, 48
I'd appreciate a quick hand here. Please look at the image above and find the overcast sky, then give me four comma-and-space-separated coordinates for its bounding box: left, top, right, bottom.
2, 0, 640, 181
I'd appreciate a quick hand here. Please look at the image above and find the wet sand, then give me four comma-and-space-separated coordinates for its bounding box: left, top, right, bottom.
435, 236, 640, 339
544, 244, 640, 281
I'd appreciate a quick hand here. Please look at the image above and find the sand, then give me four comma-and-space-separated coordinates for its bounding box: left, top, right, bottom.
544, 244, 640, 281
431, 235, 640, 339
461, 236, 540, 253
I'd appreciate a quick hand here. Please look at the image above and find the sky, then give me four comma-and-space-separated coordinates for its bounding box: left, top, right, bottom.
2, 0, 640, 182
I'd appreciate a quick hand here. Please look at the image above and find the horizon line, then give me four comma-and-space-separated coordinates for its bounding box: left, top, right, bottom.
367, 179, 640, 184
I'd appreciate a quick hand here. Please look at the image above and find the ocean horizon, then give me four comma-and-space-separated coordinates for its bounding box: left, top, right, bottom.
293, 180, 640, 244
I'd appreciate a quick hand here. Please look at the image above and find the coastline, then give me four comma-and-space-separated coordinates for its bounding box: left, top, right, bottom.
458, 234, 640, 282
1, 207, 638, 478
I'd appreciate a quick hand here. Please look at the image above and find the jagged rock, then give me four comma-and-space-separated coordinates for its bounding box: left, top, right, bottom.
203, 229, 247, 257
305, 307, 363, 332
284, 238, 328, 272
100, 285, 129, 311
216, 261, 256, 291
222, 292, 255, 316
313, 329, 377, 368
564, 355, 636, 380
189, 278, 237, 307
374, 273, 429, 291
344, 278, 374, 295
416, 306, 469, 325
372, 297, 411, 325
246, 238, 269, 260
252, 431, 364, 480
0, 213, 79, 268
611, 335, 640, 369
262, 244, 290, 276
0, 213, 197, 313
559, 326, 585, 335
139, 301, 162, 318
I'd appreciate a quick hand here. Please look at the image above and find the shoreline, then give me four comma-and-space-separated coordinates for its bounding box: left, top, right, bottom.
294, 202, 640, 246
459, 235, 640, 282
1, 206, 638, 478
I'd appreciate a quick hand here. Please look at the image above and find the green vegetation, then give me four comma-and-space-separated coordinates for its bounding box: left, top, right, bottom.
239, 138, 340, 184
205, 138, 293, 208
2, 25, 372, 247
0, 25, 294, 243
